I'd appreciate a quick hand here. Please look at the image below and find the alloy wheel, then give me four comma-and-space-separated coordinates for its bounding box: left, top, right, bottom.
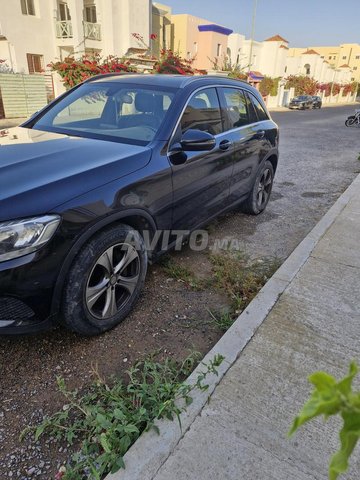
256, 168, 273, 209
85, 243, 140, 320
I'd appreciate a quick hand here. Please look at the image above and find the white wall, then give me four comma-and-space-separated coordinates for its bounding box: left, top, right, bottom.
227, 33, 245, 66
0, 0, 151, 71
0, 0, 58, 73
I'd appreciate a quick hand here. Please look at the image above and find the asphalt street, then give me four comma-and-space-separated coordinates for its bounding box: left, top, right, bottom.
225, 104, 360, 260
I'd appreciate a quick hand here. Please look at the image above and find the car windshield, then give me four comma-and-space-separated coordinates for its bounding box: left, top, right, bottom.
296, 96, 308, 100
32, 82, 177, 146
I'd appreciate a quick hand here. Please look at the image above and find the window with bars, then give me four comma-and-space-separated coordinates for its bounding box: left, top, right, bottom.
84, 5, 97, 23
27, 53, 44, 73
21, 0, 35, 15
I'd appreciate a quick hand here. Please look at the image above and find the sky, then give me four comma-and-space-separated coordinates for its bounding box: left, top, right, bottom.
159, 0, 360, 47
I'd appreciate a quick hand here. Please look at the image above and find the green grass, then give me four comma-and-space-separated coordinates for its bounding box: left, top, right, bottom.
208, 309, 235, 332
22, 353, 224, 480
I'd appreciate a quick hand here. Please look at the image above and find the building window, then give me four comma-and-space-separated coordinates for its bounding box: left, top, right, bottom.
354, 66, 358, 70
329, 56, 332, 60
351, 77, 355, 81
27, 53, 44, 73
217, 44, 222, 57
59, 2, 71, 21
21, 0, 35, 15
304, 63, 311, 75
194, 42, 198, 54
284, 66, 287, 73
342, 55, 347, 60
320, 56, 324, 59
356, 55, 360, 60
84, 5, 97, 23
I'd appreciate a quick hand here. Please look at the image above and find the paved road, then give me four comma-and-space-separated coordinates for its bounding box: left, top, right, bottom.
223, 104, 360, 260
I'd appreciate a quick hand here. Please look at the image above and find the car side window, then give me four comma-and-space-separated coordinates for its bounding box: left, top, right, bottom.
249, 93, 269, 121
181, 88, 223, 136
222, 88, 249, 129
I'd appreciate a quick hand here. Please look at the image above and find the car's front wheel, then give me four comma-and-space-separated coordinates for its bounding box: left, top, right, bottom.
240, 161, 274, 215
61, 224, 147, 336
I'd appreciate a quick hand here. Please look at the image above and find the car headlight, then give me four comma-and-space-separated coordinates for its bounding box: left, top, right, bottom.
0, 215, 60, 262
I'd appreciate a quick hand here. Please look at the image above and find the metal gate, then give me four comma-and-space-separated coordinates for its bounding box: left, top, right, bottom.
0, 74, 47, 118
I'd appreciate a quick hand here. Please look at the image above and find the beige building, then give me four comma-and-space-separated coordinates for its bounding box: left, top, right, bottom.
287, 47, 353, 84
151, 2, 172, 57
288, 44, 360, 83
170, 13, 233, 71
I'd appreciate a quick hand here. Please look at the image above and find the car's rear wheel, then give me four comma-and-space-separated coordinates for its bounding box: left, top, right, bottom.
240, 161, 274, 215
61, 224, 147, 336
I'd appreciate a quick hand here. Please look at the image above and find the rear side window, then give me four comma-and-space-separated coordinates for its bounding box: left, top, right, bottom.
248, 93, 269, 122
181, 88, 223, 136
222, 88, 249, 129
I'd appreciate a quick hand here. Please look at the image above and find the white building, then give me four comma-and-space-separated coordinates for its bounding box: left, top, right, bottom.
227, 34, 289, 78
286, 48, 352, 84
0, 0, 151, 93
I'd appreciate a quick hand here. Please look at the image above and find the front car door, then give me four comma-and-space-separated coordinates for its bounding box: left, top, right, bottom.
169, 87, 234, 231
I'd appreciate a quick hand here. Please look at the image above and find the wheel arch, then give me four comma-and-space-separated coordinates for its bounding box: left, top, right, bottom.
264, 153, 278, 173
50, 209, 157, 316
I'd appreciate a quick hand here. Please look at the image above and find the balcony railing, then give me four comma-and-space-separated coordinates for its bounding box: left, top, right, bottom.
56, 20, 73, 39
83, 21, 101, 41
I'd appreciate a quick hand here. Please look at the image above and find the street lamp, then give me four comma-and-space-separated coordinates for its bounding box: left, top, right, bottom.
248, 0, 258, 73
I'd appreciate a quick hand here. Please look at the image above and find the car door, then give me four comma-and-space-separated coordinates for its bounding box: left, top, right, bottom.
218, 87, 266, 205
168, 87, 234, 231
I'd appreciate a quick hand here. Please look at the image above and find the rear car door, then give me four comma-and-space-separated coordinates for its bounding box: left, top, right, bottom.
169, 87, 234, 231
218, 87, 267, 204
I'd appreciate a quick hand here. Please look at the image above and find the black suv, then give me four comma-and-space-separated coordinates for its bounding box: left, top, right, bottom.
0, 74, 279, 335
289, 95, 314, 110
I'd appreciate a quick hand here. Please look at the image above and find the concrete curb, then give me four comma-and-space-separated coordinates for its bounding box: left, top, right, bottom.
106, 172, 360, 480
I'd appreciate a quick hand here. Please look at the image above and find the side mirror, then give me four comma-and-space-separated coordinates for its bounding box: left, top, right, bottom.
180, 129, 216, 152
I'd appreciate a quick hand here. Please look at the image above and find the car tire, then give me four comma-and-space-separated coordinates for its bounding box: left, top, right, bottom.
61, 224, 148, 336
240, 160, 274, 215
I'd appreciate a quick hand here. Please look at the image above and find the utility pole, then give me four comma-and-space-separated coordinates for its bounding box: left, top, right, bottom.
248, 0, 258, 73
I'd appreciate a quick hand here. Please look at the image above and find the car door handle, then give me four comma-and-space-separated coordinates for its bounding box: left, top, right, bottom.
219, 140, 233, 151
254, 130, 265, 139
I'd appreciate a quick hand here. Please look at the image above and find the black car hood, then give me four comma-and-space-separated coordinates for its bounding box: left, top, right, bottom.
0, 127, 151, 221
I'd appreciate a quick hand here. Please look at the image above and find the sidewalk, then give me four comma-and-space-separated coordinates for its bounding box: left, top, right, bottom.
108, 172, 360, 480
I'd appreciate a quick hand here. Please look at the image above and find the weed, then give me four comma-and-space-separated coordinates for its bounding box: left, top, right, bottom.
160, 255, 204, 290
21, 353, 224, 480
208, 309, 235, 332
209, 252, 280, 318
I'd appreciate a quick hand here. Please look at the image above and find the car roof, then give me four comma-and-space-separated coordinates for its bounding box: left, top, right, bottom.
86, 73, 250, 90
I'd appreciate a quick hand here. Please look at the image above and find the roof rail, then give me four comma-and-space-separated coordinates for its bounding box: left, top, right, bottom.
83, 72, 137, 84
